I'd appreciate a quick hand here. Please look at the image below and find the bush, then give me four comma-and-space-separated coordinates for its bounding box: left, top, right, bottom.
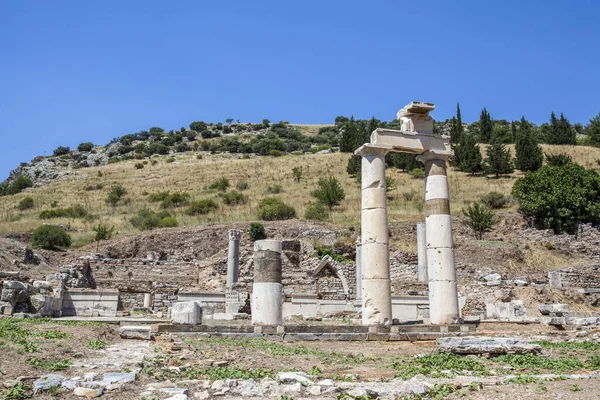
513, 163, 600, 233
292, 166, 303, 182
53, 146, 70, 156
257, 197, 296, 221
209, 177, 230, 191
480, 192, 509, 209
249, 223, 266, 241
236, 181, 249, 191
151, 191, 190, 208
106, 184, 127, 206
409, 168, 425, 179
3, 175, 33, 195
77, 142, 94, 152
266, 184, 282, 194
346, 155, 361, 177
31, 225, 71, 250
220, 190, 248, 206
130, 209, 177, 231
310, 176, 345, 211
18, 197, 34, 211
185, 199, 218, 215
134, 162, 144, 169
304, 202, 329, 221
462, 202, 495, 240
39, 204, 87, 219
269, 149, 285, 157
545, 152, 573, 167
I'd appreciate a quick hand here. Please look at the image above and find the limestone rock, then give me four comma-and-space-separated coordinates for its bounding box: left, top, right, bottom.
436, 336, 542, 355
277, 371, 314, 386
538, 304, 569, 316
101, 372, 136, 385
29, 294, 46, 313
171, 301, 202, 325
74, 387, 103, 397
119, 325, 152, 340
33, 280, 53, 290
33, 374, 64, 393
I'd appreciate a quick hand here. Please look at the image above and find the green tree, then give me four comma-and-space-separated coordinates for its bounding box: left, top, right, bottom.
31, 225, 71, 250
77, 142, 94, 152
587, 112, 600, 145
462, 202, 495, 240
484, 130, 514, 178
479, 108, 493, 143
547, 112, 576, 145
515, 116, 543, 172
513, 163, 600, 234
292, 166, 303, 182
458, 134, 482, 174
311, 176, 346, 210
257, 197, 296, 220
92, 223, 115, 251
53, 146, 70, 156
106, 184, 127, 207
450, 104, 464, 166
346, 155, 361, 177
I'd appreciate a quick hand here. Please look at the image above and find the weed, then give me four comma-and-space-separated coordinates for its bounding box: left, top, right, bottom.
536, 385, 547, 392
570, 384, 582, 391
26, 357, 72, 371
392, 353, 487, 379
2, 383, 29, 399
507, 375, 541, 384
88, 340, 107, 350
23, 342, 40, 353
308, 365, 322, 377
209, 177, 230, 191
494, 354, 584, 373
533, 340, 600, 351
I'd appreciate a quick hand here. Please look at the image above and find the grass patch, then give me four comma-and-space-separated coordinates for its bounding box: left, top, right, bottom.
533, 340, 600, 351
392, 353, 488, 379
507, 375, 543, 384
494, 354, 585, 373
27, 357, 72, 371
88, 340, 107, 350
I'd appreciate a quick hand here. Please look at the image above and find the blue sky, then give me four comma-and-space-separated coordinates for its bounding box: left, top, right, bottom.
1, 1, 599, 179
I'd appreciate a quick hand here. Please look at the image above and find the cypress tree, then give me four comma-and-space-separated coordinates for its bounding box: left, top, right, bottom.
459, 133, 482, 174
340, 118, 355, 152
588, 112, 600, 146
510, 121, 518, 143
515, 116, 543, 172
450, 104, 464, 166
547, 112, 575, 144
479, 107, 494, 143
484, 128, 514, 178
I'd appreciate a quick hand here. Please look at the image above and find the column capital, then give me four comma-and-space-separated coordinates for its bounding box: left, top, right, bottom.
354, 144, 389, 157
416, 149, 454, 163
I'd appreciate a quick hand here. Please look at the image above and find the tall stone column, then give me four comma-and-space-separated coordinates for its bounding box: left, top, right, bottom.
355, 236, 362, 301
418, 151, 459, 325
251, 240, 283, 325
357, 146, 392, 326
226, 230, 241, 289
416, 223, 427, 282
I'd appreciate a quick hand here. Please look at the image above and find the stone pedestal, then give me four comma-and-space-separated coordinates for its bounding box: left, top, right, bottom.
357, 146, 392, 326
418, 151, 459, 325
251, 240, 283, 325
171, 301, 202, 324
417, 222, 428, 282
226, 230, 241, 289
143, 293, 151, 308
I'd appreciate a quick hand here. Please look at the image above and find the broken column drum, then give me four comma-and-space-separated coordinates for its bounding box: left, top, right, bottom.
418, 151, 459, 324
226, 230, 241, 289
417, 222, 427, 282
251, 240, 283, 325
357, 147, 392, 326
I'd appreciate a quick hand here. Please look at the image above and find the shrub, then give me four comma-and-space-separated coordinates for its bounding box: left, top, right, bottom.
209, 177, 230, 191
93, 223, 115, 242
513, 163, 600, 233
166, 157, 176, 163
270, 149, 285, 157
346, 155, 361, 177
545, 152, 573, 167
409, 168, 425, 179
480, 192, 509, 209
386, 176, 396, 193
310, 176, 345, 211
18, 197, 34, 211
266, 184, 282, 194
185, 199, 218, 215
220, 190, 248, 205
148, 191, 170, 202
31, 225, 72, 250
304, 202, 329, 221
53, 146, 70, 156
292, 166, 303, 182
39, 204, 87, 219
236, 181, 249, 191
106, 184, 127, 206
134, 162, 144, 169
152, 192, 191, 208
4, 175, 33, 195
249, 223, 266, 241
462, 202, 495, 240
257, 197, 296, 221
77, 142, 94, 152
130, 209, 177, 231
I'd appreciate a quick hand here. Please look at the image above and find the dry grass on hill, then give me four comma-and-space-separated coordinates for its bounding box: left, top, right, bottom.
1, 144, 600, 248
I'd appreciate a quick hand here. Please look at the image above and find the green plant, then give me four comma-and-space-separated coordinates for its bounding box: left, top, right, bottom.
209, 177, 230, 191
292, 166, 303, 182
249, 223, 266, 241
236, 181, 249, 191
257, 197, 296, 221
185, 199, 218, 215
409, 168, 425, 179
3, 382, 29, 399
53, 146, 70, 156
391, 352, 487, 379
220, 190, 248, 206
310, 176, 345, 211
3, 175, 33, 195
130, 209, 177, 230
462, 202, 495, 240
77, 142, 94, 152
304, 202, 329, 221
266, 184, 282, 194
166, 157, 176, 163
570, 384, 582, 392
495, 353, 584, 373
506, 375, 541, 384
26, 357, 72, 371
545, 152, 573, 167
39, 204, 87, 219
134, 162, 144, 169
30, 225, 71, 250
308, 365, 322, 377
480, 192, 509, 209
17, 197, 34, 211
105, 184, 127, 206
385, 176, 396, 193
88, 340, 106, 350
512, 163, 600, 233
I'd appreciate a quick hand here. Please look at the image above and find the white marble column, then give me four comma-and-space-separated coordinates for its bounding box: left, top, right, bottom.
251, 240, 283, 325
417, 223, 427, 282
418, 151, 459, 325
226, 230, 241, 289
143, 293, 152, 308
357, 145, 392, 326
355, 236, 362, 301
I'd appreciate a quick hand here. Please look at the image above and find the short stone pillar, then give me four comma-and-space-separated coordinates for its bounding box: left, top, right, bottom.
355, 236, 362, 301
226, 230, 241, 289
418, 151, 459, 325
171, 301, 202, 324
357, 146, 392, 326
251, 240, 283, 325
417, 223, 427, 282
143, 293, 152, 308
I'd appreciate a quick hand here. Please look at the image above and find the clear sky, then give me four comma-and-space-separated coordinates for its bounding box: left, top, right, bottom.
1, 1, 599, 179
